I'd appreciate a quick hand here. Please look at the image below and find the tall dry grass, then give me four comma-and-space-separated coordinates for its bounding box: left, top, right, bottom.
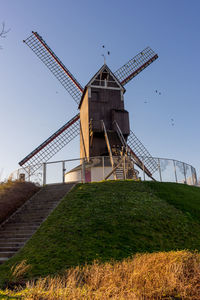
0, 180, 40, 224
10, 250, 200, 299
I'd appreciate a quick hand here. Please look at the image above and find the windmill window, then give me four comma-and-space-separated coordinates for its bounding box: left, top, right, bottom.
101, 72, 108, 80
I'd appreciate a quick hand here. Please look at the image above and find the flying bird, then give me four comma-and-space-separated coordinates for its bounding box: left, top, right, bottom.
155, 90, 162, 95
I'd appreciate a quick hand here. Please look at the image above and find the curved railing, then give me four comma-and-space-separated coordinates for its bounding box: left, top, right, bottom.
135, 157, 197, 185
10, 156, 198, 186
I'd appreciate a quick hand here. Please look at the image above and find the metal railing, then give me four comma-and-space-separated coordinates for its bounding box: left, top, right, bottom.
11, 156, 198, 187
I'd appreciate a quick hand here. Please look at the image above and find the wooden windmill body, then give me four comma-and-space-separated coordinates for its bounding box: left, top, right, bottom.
19, 31, 159, 181
79, 65, 129, 159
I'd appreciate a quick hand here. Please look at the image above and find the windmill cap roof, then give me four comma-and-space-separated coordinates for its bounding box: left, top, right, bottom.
78, 64, 125, 109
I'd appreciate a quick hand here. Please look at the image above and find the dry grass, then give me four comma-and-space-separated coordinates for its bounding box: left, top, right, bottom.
0, 180, 40, 224
10, 260, 32, 282
5, 250, 200, 299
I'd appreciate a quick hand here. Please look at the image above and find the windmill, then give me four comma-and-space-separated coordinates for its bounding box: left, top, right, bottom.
19, 31, 159, 181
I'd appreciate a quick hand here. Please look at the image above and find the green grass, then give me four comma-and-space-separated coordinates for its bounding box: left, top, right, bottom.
0, 181, 200, 286
145, 181, 200, 222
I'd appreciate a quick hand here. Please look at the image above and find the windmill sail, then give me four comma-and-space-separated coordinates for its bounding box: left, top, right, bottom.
19, 114, 80, 175
114, 47, 158, 86
127, 130, 158, 175
113, 121, 157, 178
24, 32, 83, 105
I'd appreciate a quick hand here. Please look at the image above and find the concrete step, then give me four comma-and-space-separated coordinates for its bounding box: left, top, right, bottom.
22, 205, 58, 210
7, 220, 41, 225
0, 257, 8, 264
0, 252, 16, 258
0, 238, 28, 243
9, 217, 43, 221
0, 233, 33, 239
0, 230, 35, 237
21, 207, 55, 212
0, 183, 75, 265
17, 211, 55, 216
2, 225, 38, 230
0, 242, 25, 248
0, 247, 21, 252
16, 209, 53, 214
12, 217, 44, 222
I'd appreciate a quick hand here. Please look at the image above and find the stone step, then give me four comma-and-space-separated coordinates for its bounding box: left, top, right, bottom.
16, 209, 53, 214
15, 214, 53, 219
0, 230, 35, 237
2, 225, 38, 230
22, 205, 58, 210
0, 247, 19, 252
13, 216, 48, 221
0, 252, 16, 258
0, 183, 75, 265
9, 213, 45, 218
0, 257, 8, 264
18, 211, 55, 215
8, 216, 42, 220
0, 233, 32, 238
1, 229, 37, 234
21, 207, 55, 211
0, 238, 28, 243
0, 242, 25, 248
7, 222, 42, 227
11, 217, 44, 222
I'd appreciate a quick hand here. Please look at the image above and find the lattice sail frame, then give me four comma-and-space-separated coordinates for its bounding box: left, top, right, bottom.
114, 47, 158, 86
113, 120, 157, 178
127, 130, 158, 175
24, 32, 83, 105
19, 114, 80, 175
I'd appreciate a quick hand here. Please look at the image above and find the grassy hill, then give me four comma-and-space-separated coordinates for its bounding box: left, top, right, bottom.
0, 180, 200, 287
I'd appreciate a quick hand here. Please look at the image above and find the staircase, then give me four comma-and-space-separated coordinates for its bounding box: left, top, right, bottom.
115, 166, 124, 180
0, 183, 75, 265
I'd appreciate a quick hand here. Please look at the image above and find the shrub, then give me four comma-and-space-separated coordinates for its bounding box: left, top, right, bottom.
0, 180, 40, 224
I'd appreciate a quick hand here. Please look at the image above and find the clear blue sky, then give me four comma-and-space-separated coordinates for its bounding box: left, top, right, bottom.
0, 0, 200, 180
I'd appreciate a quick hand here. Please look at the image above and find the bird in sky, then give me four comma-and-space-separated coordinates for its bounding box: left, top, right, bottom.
101, 45, 110, 63
155, 90, 162, 95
